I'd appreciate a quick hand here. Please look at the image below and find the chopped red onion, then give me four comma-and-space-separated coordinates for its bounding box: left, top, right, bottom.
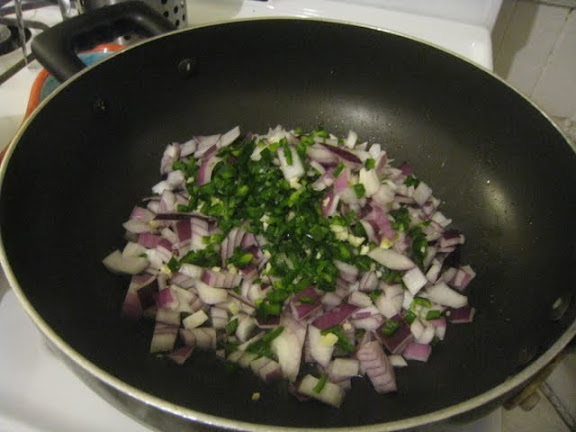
321, 292, 343, 310
278, 146, 305, 180
123, 220, 152, 234
357, 341, 397, 393
272, 316, 306, 382
378, 316, 414, 355
182, 310, 209, 329
348, 291, 373, 308
429, 317, 447, 339
197, 155, 222, 186
160, 143, 180, 174
329, 358, 359, 379
334, 260, 359, 283
447, 306, 476, 324
403, 342, 432, 362
201, 269, 242, 289
345, 130, 358, 148
121, 290, 143, 320
449, 265, 476, 291
374, 283, 404, 319
298, 375, 345, 408
130, 206, 155, 223
291, 287, 321, 319
358, 271, 379, 292
106, 126, 479, 408
307, 325, 335, 367
180, 138, 197, 157
388, 355, 408, 368
413, 181, 432, 207
122, 242, 147, 258
425, 258, 443, 283
258, 360, 283, 383
236, 315, 258, 342
402, 266, 428, 295
306, 144, 339, 166
430, 211, 452, 228
398, 161, 413, 176
312, 303, 358, 330
365, 204, 396, 240
178, 263, 203, 279
351, 305, 379, 320
102, 250, 149, 275
320, 142, 362, 166
415, 322, 435, 344
426, 282, 468, 309
156, 287, 179, 310
352, 314, 384, 331
150, 322, 178, 353
167, 345, 195, 365
196, 281, 228, 304
367, 247, 415, 270
194, 134, 220, 158
156, 308, 180, 325
219, 126, 241, 148
321, 189, 340, 217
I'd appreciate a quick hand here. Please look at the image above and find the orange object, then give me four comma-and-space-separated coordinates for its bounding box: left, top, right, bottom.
25, 44, 124, 118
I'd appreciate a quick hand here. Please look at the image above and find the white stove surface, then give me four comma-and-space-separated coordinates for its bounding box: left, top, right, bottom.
0, 278, 152, 432
186, 0, 497, 70
0, 1, 504, 431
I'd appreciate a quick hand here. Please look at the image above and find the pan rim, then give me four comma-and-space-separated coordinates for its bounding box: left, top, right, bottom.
1, 16, 575, 431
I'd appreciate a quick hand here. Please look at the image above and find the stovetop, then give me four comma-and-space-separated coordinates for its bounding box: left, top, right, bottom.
0, 1, 504, 430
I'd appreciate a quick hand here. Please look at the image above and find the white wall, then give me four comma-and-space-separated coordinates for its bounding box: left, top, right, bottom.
493, 0, 576, 121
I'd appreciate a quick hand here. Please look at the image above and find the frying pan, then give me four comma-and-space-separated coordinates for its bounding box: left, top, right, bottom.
1, 2, 575, 431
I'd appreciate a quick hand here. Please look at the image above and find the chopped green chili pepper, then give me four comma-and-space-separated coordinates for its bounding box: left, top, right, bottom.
408, 225, 428, 268
282, 139, 293, 165
298, 296, 315, 304
353, 183, 366, 198
389, 207, 411, 232
412, 297, 433, 308
179, 248, 221, 268
364, 158, 376, 170
246, 326, 284, 357
380, 319, 401, 336
333, 161, 345, 177
166, 256, 180, 272
404, 175, 420, 187
382, 268, 403, 284
369, 290, 383, 302
321, 326, 354, 354
313, 374, 328, 393
225, 318, 239, 336
403, 310, 417, 325
426, 310, 442, 320
226, 247, 254, 269
171, 130, 427, 320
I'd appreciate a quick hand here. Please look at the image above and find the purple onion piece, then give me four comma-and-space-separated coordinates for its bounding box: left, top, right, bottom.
319, 142, 362, 165
403, 342, 432, 362
312, 303, 358, 330
377, 315, 414, 355
447, 306, 476, 324
357, 340, 397, 393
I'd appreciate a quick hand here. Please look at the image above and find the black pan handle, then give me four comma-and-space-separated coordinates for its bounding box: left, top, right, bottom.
31, 1, 175, 82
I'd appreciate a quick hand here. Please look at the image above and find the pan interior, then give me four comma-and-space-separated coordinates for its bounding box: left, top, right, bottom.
1, 20, 575, 428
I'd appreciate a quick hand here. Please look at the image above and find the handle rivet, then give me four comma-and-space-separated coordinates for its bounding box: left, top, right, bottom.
178, 58, 197, 78
92, 97, 108, 115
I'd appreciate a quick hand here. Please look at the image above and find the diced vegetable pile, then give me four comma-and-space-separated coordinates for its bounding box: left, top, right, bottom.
103, 126, 476, 407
